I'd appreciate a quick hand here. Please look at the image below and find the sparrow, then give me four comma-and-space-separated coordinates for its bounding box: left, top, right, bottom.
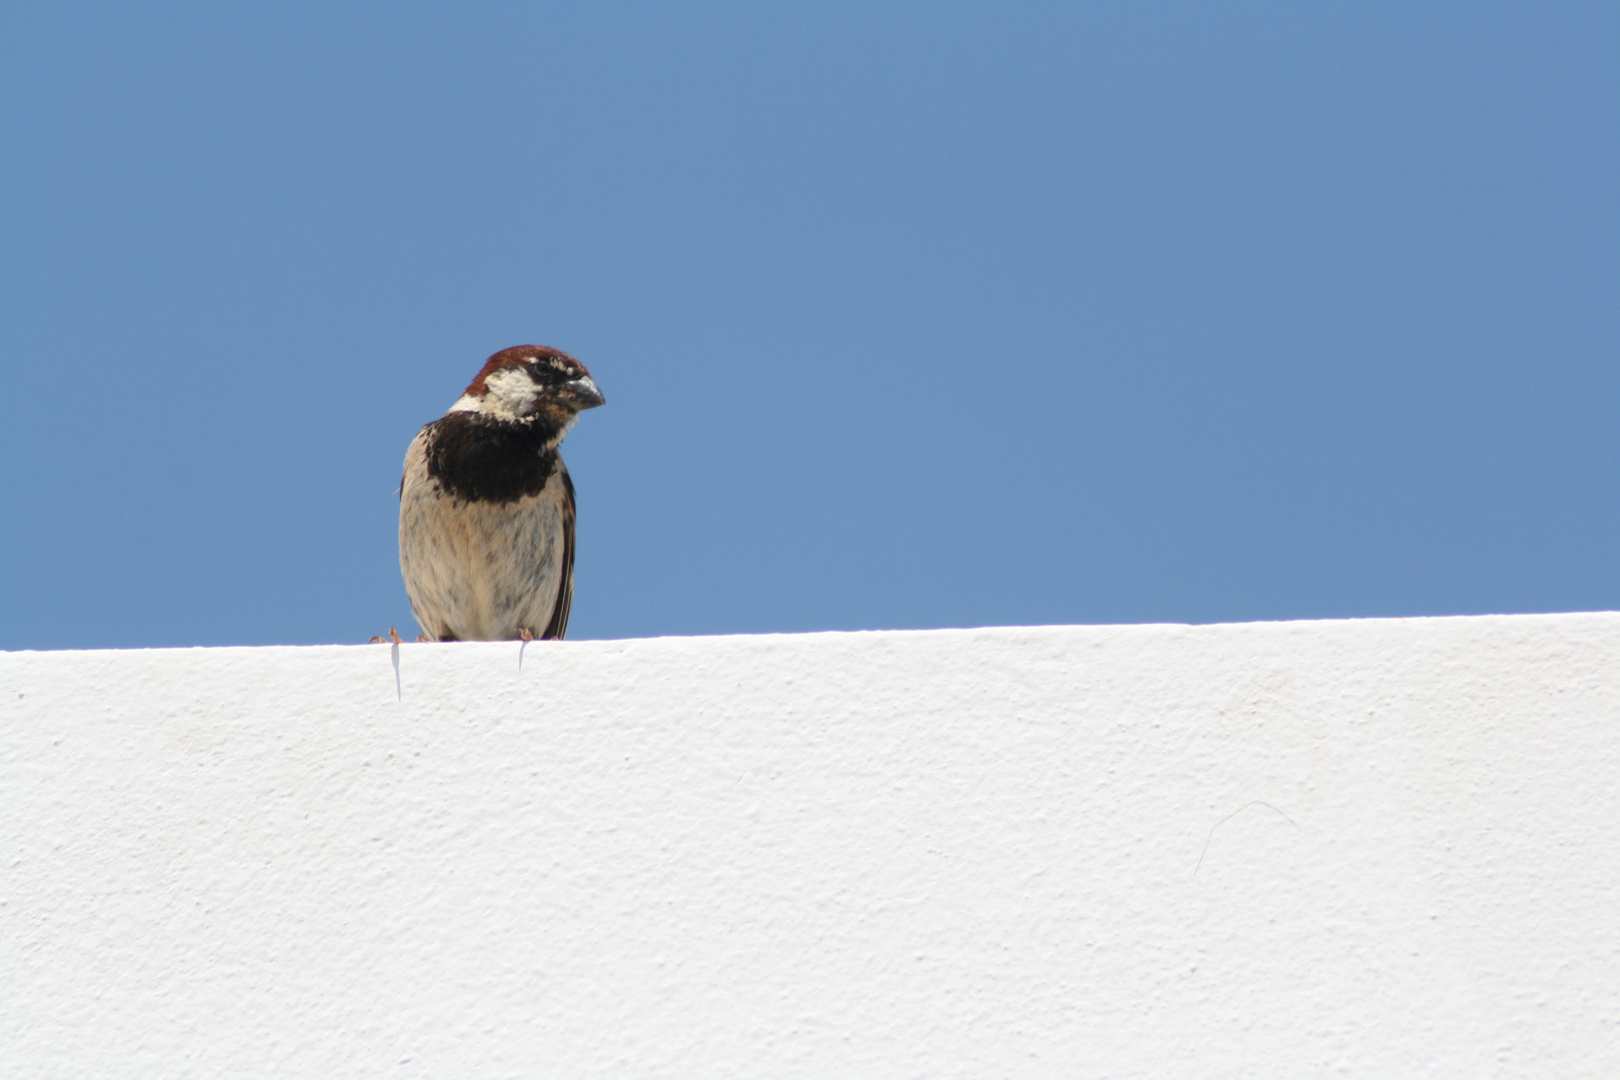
399, 345, 605, 641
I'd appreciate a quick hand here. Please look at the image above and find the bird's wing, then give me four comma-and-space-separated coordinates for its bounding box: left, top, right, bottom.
541, 465, 576, 640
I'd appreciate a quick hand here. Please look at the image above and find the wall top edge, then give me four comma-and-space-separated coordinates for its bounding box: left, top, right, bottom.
4, 610, 1617, 658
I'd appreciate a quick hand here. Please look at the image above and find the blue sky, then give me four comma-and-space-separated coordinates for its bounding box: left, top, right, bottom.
2, 3, 1615, 649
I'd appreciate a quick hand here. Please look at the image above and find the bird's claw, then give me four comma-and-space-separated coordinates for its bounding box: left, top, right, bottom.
517, 627, 535, 642
370, 627, 404, 644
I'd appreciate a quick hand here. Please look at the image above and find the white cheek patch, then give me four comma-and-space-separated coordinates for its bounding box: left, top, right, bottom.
457, 367, 540, 419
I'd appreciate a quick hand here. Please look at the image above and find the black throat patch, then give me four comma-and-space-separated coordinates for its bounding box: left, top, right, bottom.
422, 412, 562, 504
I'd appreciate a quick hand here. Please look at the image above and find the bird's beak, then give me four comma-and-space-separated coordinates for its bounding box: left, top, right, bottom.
563, 376, 605, 409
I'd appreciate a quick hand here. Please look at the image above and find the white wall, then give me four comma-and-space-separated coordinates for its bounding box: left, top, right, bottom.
3, 613, 1618, 1078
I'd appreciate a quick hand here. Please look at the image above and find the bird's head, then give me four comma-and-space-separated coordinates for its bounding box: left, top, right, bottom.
447, 345, 606, 426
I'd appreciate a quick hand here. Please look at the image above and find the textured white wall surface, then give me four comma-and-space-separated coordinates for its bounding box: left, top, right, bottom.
3, 614, 1618, 1079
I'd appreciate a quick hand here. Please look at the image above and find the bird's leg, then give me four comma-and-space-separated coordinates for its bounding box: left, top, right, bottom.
516, 627, 535, 642
368, 626, 405, 644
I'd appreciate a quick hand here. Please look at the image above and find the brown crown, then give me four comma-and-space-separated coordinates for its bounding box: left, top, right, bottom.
462, 345, 588, 397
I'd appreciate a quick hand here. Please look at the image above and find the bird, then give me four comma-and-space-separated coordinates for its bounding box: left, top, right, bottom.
398, 344, 605, 642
